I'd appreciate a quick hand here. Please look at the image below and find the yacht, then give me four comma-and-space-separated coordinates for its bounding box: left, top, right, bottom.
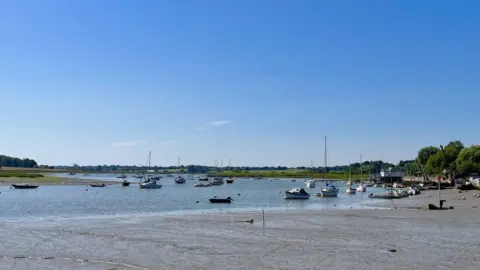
316, 182, 339, 197
285, 188, 310, 199
210, 177, 224, 186
139, 179, 162, 189
175, 176, 186, 184
198, 176, 209, 181
356, 183, 367, 192
346, 181, 356, 195
305, 180, 316, 188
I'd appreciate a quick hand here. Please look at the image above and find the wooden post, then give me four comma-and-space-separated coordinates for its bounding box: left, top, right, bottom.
262, 209, 265, 228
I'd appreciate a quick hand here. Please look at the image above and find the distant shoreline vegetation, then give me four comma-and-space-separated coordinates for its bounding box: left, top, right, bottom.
1, 140, 479, 179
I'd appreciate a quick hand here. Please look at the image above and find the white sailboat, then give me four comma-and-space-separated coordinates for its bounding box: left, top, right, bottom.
139, 151, 162, 189
305, 179, 316, 188
356, 154, 367, 192
316, 136, 339, 197
346, 161, 356, 195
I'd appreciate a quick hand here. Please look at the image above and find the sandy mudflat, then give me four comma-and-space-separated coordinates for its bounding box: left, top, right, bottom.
1, 189, 480, 269
0, 177, 120, 186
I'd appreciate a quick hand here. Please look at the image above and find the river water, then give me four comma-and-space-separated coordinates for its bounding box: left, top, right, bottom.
0, 174, 384, 221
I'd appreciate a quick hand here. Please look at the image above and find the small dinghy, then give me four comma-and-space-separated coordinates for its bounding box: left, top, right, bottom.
121, 180, 130, 187
209, 196, 234, 203
11, 184, 39, 189
90, 183, 106, 187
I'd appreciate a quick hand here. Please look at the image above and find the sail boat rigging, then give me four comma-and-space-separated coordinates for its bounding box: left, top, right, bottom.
316, 136, 339, 197
356, 154, 367, 192
139, 151, 162, 189
346, 160, 356, 194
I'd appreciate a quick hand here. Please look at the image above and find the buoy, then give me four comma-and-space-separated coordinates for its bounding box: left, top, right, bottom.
237, 193, 240, 196
196, 201, 199, 203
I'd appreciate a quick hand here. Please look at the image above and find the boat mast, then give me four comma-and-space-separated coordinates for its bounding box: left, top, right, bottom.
348, 160, 351, 181
360, 154, 363, 183
324, 136, 327, 180
148, 151, 151, 169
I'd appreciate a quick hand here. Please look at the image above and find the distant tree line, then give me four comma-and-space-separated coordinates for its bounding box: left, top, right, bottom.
55, 160, 418, 174
0, 155, 38, 168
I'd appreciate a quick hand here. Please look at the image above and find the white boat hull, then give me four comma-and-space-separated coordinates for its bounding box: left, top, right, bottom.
285, 192, 310, 199
139, 182, 162, 189
318, 187, 339, 197
306, 182, 315, 188
356, 185, 367, 192
346, 188, 356, 194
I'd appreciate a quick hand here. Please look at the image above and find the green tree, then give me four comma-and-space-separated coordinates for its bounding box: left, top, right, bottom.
456, 145, 480, 175
417, 146, 439, 166
443, 140, 464, 172
425, 151, 444, 175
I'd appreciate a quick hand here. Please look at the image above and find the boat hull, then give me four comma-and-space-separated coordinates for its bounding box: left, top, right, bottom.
284, 193, 310, 199
356, 186, 367, 192
11, 184, 39, 189
139, 182, 162, 189
317, 189, 339, 197
90, 184, 106, 187
346, 188, 356, 194
121, 182, 130, 187
209, 199, 232, 203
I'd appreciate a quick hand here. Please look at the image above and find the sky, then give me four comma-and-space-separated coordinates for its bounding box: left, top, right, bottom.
0, 0, 479, 167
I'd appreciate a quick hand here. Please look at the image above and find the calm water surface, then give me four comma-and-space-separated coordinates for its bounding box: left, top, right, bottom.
0, 174, 384, 221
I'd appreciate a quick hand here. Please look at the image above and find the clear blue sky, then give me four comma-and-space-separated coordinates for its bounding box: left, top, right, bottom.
1, 0, 479, 167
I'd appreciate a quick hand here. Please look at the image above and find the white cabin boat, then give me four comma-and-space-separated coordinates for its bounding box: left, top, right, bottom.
316, 185, 339, 197
305, 180, 316, 188
356, 183, 367, 192
175, 176, 186, 184
285, 188, 310, 199
210, 177, 224, 186
346, 181, 356, 194
139, 180, 162, 189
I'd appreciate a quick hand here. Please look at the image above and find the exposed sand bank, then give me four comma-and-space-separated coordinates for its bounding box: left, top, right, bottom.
1, 189, 479, 269
0, 177, 121, 186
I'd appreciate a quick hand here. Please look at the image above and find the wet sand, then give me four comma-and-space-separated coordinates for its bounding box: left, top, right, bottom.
1, 189, 480, 269
0, 177, 120, 186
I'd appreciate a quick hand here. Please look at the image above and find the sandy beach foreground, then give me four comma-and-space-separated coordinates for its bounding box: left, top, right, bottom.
1, 189, 480, 269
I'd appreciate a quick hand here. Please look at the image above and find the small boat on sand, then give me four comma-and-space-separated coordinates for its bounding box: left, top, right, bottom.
11, 184, 39, 189
90, 183, 106, 187
209, 196, 234, 203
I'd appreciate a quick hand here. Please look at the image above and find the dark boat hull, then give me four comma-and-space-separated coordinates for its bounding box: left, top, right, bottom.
11, 184, 39, 189
226, 180, 234, 184
90, 184, 106, 187
209, 199, 233, 203
122, 182, 130, 187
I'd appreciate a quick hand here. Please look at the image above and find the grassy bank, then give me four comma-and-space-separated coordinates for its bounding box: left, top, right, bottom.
210, 170, 364, 180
